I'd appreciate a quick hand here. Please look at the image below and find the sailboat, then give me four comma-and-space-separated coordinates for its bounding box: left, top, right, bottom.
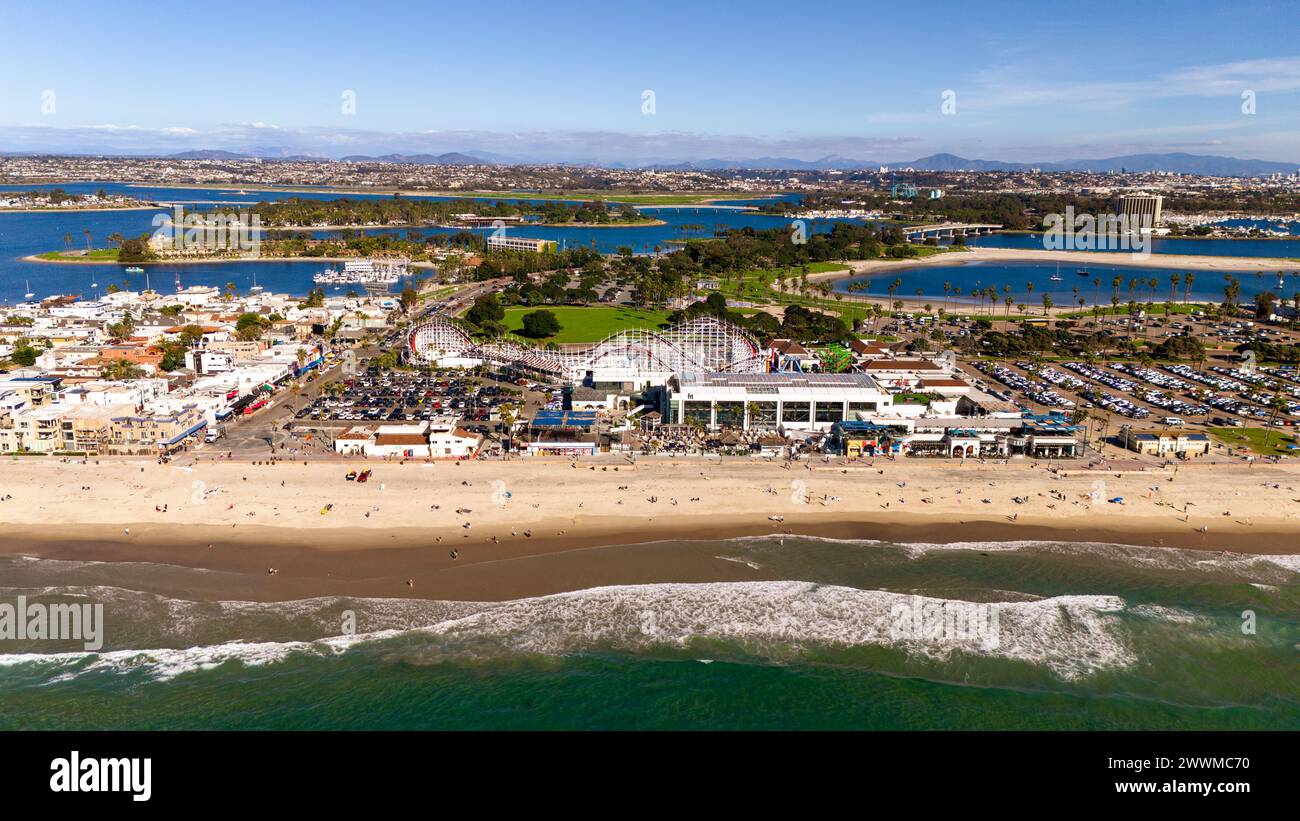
24, 280, 34, 299
249, 271, 264, 293
1049, 263, 1063, 282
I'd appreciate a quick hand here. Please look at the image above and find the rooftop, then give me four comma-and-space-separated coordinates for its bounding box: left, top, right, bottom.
677, 371, 881, 390
862, 359, 943, 371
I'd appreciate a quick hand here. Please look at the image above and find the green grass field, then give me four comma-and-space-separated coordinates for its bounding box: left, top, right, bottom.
502, 306, 674, 343
1060, 303, 1205, 319
37, 249, 121, 261
1209, 426, 1297, 456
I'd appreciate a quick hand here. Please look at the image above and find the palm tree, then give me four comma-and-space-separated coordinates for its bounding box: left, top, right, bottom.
1183, 272, 1195, 304
1263, 391, 1288, 450
1169, 273, 1181, 303
499, 403, 518, 453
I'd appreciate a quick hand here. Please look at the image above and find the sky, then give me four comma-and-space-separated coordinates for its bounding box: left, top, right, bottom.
2, 0, 1299, 164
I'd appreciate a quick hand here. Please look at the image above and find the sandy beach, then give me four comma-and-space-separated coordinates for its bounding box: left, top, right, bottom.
825, 246, 1300, 281
1, 456, 1296, 601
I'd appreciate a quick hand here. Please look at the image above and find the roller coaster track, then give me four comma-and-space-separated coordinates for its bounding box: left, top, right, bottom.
407, 315, 765, 380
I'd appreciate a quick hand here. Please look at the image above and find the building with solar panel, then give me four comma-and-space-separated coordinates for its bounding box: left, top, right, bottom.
523, 409, 601, 456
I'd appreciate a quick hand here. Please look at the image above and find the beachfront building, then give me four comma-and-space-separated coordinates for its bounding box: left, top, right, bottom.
1118, 426, 1211, 457
829, 415, 1077, 459
0, 406, 66, 453
330, 422, 481, 459
669, 372, 892, 432
1004, 422, 1080, 458
106, 404, 207, 455
427, 417, 482, 458
523, 409, 599, 455
831, 420, 900, 457
0, 400, 207, 455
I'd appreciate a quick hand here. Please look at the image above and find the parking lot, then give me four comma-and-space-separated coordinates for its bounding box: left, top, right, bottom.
965, 354, 1300, 448
290, 366, 563, 431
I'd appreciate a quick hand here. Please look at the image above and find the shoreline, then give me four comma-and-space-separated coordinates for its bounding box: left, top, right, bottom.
117, 181, 765, 206
0, 204, 160, 214
23, 253, 351, 266
0, 457, 1295, 601
4, 513, 1295, 604
820, 246, 1300, 282
260, 218, 669, 231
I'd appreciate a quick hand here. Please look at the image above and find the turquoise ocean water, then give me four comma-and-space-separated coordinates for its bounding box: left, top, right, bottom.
1, 536, 1296, 730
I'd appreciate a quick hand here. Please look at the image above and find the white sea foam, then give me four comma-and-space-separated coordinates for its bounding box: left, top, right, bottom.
724, 536, 1300, 582
0, 582, 1141, 683
1129, 604, 1206, 625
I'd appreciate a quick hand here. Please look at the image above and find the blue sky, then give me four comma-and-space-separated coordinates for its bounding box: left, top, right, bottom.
2, 0, 1299, 162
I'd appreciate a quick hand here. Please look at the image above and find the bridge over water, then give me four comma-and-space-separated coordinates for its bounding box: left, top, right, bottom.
901, 223, 1002, 241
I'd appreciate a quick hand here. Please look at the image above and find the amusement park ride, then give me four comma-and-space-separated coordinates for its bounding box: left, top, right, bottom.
406, 315, 767, 383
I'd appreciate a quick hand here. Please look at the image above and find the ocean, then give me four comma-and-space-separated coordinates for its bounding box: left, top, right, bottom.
1, 536, 1296, 730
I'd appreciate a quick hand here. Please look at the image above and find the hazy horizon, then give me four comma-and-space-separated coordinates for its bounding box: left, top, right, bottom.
3, 0, 1300, 165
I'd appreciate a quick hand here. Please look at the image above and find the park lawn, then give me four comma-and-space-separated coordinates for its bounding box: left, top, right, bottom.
38, 248, 122, 261
502, 305, 673, 343
904, 244, 959, 258
1209, 426, 1297, 456
1059, 303, 1204, 319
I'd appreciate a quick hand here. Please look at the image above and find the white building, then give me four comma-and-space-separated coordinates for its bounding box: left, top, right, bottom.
670, 371, 892, 432
331, 421, 480, 459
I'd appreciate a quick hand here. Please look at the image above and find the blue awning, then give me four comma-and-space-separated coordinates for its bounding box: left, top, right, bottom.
161, 419, 207, 446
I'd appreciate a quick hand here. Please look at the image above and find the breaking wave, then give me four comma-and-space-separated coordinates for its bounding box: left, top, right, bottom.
0, 582, 1139, 684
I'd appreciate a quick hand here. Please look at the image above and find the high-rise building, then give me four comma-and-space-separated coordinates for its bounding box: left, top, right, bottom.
1116, 193, 1163, 227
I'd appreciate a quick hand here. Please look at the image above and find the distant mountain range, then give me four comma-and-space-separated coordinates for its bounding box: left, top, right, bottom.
649, 152, 1300, 176
337, 152, 489, 165
165, 150, 495, 165
14, 149, 1289, 177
